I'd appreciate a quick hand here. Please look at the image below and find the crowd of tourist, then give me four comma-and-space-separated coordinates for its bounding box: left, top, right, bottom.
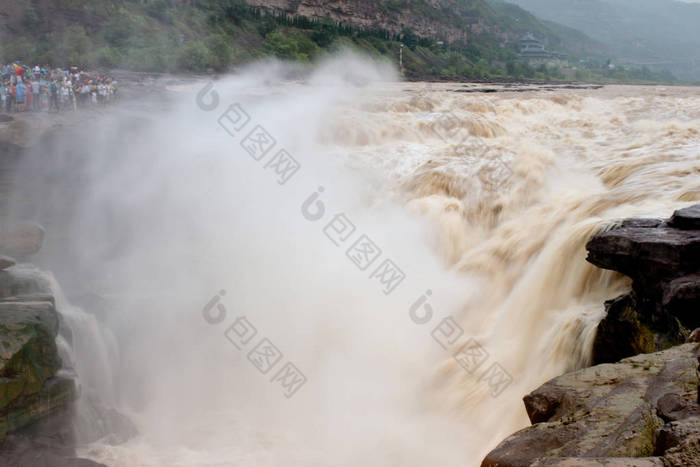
0, 62, 118, 114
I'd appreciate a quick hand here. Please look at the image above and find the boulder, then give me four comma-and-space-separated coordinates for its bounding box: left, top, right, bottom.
689, 329, 700, 343
654, 416, 700, 455
0, 298, 76, 442
0, 265, 53, 300
655, 393, 692, 423
585, 223, 699, 283
0, 223, 45, 257
0, 300, 62, 407
586, 204, 700, 363
0, 266, 77, 444
662, 274, 700, 329
0, 403, 106, 467
669, 204, 700, 230
0, 254, 15, 270
482, 344, 700, 467
661, 435, 700, 467
591, 294, 656, 365
0, 376, 76, 443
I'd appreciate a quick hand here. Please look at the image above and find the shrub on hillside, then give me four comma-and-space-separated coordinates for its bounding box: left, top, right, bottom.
60, 25, 91, 66
145, 0, 174, 23
103, 12, 134, 49
205, 34, 233, 71
177, 41, 210, 70
91, 46, 123, 68
264, 31, 298, 60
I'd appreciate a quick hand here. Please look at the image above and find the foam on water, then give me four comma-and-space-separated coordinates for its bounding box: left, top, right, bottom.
12, 54, 700, 466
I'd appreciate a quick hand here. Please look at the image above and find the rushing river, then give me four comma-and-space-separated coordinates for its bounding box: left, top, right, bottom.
12, 55, 700, 466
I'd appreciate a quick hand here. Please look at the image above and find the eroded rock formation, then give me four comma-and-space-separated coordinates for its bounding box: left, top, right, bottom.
0, 265, 75, 444
483, 205, 700, 467
586, 204, 700, 364
244, 0, 484, 41
482, 344, 700, 467
0, 225, 111, 465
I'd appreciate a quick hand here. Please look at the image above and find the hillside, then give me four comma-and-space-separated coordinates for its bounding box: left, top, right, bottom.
507, 0, 700, 81
243, 0, 602, 52
0, 0, 676, 82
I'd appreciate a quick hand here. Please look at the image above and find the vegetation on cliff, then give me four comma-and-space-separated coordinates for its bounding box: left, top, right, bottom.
0, 0, 679, 82
0, 265, 76, 444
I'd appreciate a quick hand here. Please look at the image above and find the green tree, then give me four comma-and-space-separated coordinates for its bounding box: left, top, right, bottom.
1, 40, 36, 64
293, 33, 318, 61
145, 0, 173, 22
473, 58, 489, 78
103, 12, 134, 49
311, 27, 337, 48
574, 69, 590, 81
401, 27, 418, 50
22, 4, 41, 29
91, 46, 123, 68
205, 34, 233, 71
60, 25, 90, 66
177, 41, 209, 70
264, 31, 298, 60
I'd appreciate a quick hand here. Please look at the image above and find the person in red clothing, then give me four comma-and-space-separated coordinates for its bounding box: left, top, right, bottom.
25, 81, 32, 110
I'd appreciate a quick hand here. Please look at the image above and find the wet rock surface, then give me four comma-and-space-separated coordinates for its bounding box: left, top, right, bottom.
0, 264, 118, 466
484, 205, 700, 467
0, 403, 106, 467
591, 294, 657, 365
669, 204, 700, 230
530, 458, 664, 466
0, 223, 46, 259
482, 345, 700, 467
0, 267, 72, 443
0, 255, 15, 270
586, 204, 700, 364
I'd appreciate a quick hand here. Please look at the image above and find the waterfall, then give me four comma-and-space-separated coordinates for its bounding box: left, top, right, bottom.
10, 55, 699, 466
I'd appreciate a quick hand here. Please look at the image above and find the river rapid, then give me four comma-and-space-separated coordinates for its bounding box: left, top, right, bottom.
11, 55, 699, 466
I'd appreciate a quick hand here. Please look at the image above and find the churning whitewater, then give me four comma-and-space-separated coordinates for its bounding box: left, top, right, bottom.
17, 55, 699, 466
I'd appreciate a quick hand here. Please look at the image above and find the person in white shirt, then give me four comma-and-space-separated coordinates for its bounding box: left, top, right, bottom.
30, 79, 40, 111
61, 82, 70, 104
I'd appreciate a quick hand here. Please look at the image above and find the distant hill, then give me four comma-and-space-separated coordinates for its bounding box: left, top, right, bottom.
485, 0, 606, 57
246, 0, 605, 56
506, 0, 700, 80
0, 0, 674, 83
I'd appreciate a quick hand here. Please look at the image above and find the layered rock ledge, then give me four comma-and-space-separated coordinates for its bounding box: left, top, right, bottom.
0, 225, 108, 465
483, 205, 700, 467
0, 266, 76, 444
482, 344, 700, 467
586, 204, 700, 364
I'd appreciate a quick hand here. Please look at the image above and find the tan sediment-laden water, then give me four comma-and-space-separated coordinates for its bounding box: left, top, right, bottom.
14, 56, 698, 466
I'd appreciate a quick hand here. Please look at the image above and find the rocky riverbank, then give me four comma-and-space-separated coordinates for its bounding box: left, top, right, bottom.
482, 204, 700, 467
588, 204, 700, 364
0, 224, 109, 466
